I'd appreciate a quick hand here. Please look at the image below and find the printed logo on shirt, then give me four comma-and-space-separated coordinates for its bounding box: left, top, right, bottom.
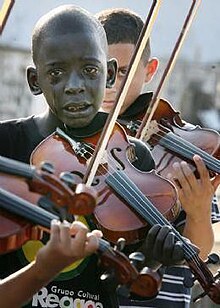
32, 286, 104, 307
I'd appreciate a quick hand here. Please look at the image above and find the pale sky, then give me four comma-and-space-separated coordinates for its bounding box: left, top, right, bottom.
0, 0, 220, 63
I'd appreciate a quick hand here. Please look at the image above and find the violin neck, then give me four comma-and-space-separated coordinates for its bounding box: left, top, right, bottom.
139, 122, 220, 175
0, 187, 59, 229
97, 238, 112, 253
0, 156, 35, 179
156, 130, 220, 174
122, 118, 220, 175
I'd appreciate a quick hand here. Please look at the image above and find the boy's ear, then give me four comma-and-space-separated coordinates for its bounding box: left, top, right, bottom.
145, 58, 158, 83
106, 58, 118, 89
27, 66, 42, 96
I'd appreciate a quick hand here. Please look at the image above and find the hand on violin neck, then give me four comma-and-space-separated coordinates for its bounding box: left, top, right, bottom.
167, 155, 215, 259
211, 174, 220, 192
140, 225, 185, 268
34, 220, 102, 282
167, 155, 214, 220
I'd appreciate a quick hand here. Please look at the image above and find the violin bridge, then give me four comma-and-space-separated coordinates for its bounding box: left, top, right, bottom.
86, 150, 108, 168
140, 120, 160, 143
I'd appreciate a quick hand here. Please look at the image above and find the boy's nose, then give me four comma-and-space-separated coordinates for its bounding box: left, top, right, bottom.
65, 73, 85, 94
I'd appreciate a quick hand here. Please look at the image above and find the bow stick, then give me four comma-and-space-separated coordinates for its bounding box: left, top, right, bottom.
0, 0, 15, 34
83, 0, 162, 186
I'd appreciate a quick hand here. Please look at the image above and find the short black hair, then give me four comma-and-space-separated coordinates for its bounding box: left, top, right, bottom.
32, 5, 107, 65
96, 8, 151, 64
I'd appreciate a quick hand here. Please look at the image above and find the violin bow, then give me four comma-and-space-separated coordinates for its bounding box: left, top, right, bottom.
135, 0, 201, 139
83, 0, 162, 186
0, 0, 15, 34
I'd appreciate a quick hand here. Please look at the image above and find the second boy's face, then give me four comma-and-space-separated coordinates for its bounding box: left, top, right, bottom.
36, 30, 108, 128
102, 43, 150, 115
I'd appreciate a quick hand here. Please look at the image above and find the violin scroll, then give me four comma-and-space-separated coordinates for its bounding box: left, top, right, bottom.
98, 238, 161, 299
0, 155, 97, 216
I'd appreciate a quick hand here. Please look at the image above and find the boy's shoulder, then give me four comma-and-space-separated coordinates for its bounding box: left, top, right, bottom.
120, 92, 153, 120
0, 116, 44, 163
0, 115, 35, 132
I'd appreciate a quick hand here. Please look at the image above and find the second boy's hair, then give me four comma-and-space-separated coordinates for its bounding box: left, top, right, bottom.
96, 8, 151, 64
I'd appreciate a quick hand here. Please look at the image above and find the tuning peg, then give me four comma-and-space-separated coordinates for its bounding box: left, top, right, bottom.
114, 238, 126, 252
205, 253, 220, 265
214, 270, 220, 280
184, 253, 220, 289
59, 172, 76, 189
40, 161, 55, 174
129, 252, 145, 269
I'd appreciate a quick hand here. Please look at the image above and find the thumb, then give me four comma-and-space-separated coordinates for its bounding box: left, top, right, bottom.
211, 174, 220, 191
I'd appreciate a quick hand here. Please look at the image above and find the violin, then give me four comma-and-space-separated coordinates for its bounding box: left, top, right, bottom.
31, 122, 179, 245
127, 0, 220, 178
0, 155, 97, 252
30, 123, 220, 304
29, 0, 219, 302
118, 97, 220, 178
0, 185, 161, 299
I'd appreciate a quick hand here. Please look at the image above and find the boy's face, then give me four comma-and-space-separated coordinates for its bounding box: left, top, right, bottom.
102, 43, 157, 115
35, 31, 108, 128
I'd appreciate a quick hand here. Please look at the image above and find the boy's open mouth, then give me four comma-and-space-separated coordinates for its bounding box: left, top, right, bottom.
63, 102, 91, 114
65, 105, 88, 112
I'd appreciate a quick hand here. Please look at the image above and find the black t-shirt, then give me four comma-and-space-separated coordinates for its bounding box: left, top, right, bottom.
0, 114, 155, 307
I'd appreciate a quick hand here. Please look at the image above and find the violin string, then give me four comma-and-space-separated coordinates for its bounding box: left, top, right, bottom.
132, 119, 220, 170
106, 169, 202, 266
103, 148, 203, 270
76, 140, 201, 268
153, 129, 220, 171
122, 121, 220, 173
141, 124, 220, 173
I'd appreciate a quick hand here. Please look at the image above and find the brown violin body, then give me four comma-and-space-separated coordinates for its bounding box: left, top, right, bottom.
0, 173, 52, 253
0, 209, 42, 254
30, 124, 220, 304
120, 98, 220, 178
31, 123, 178, 245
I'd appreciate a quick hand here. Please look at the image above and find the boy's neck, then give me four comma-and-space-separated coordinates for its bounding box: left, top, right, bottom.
34, 109, 64, 138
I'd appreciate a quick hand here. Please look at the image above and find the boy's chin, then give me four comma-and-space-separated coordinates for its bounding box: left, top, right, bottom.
64, 117, 94, 129
101, 101, 114, 114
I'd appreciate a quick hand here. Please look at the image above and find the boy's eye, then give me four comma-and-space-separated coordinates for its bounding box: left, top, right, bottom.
118, 68, 128, 77
83, 66, 99, 77
49, 69, 63, 78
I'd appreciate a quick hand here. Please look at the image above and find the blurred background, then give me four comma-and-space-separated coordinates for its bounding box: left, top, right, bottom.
0, 1, 219, 306
1, 0, 220, 129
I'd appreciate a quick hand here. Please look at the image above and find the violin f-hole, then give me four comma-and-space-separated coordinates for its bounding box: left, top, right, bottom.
111, 147, 125, 171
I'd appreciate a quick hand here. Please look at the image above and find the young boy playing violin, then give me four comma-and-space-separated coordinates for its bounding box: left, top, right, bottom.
0, 220, 102, 308
0, 4, 194, 307
97, 7, 220, 308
